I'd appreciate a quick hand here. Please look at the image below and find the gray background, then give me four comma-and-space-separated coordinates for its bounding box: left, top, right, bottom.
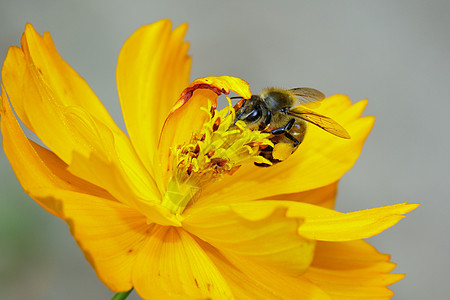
0, 0, 448, 299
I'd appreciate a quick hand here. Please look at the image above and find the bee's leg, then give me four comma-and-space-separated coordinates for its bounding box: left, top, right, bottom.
271, 119, 295, 135
283, 132, 300, 147
284, 118, 296, 131
270, 119, 300, 147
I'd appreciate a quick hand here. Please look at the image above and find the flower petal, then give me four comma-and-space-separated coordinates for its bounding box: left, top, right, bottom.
292, 202, 420, 241
192, 181, 338, 212
2, 24, 118, 137
67, 150, 180, 226
116, 19, 191, 177
187, 201, 418, 245
1, 24, 161, 213
158, 76, 251, 187
198, 239, 331, 300
311, 240, 396, 272
263, 182, 338, 209
132, 226, 234, 299
183, 201, 316, 276
29, 188, 149, 293
200, 95, 373, 205
0, 85, 111, 216
60, 107, 169, 222
2, 24, 116, 162
303, 240, 403, 299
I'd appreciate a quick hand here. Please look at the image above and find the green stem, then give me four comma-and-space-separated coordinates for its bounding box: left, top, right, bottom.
111, 289, 133, 300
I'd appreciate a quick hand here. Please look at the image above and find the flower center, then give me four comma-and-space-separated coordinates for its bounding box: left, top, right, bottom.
161, 99, 273, 215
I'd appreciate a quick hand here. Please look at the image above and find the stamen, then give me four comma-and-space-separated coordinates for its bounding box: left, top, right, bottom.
161, 98, 273, 214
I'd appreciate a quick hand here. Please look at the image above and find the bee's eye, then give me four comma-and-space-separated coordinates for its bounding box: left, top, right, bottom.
245, 105, 262, 122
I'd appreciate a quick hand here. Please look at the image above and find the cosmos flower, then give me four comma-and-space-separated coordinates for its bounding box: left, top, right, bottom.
0, 19, 418, 299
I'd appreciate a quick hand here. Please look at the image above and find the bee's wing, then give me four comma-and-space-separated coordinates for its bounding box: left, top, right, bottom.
289, 88, 325, 109
288, 107, 351, 139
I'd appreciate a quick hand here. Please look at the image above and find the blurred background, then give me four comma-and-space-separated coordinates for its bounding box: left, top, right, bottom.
0, 0, 448, 299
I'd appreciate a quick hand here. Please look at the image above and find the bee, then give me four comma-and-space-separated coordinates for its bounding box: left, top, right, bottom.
232, 87, 351, 166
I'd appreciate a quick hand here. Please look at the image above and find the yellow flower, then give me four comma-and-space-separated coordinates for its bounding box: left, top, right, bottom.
0, 19, 418, 299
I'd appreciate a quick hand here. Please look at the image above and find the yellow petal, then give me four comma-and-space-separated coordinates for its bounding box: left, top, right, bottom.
183, 201, 316, 276
2, 24, 118, 136
132, 226, 233, 299
197, 238, 331, 300
168, 76, 252, 114
61, 112, 178, 225
192, 181, 338, 212
2, 44, 81, 162
311, 240, 396, 272
200, 95, 374, 205
0, 85, 111, 216
2, 24, 117, 162
29, 188, 149, 292
303, 240, 403, 299
188, 201, 418, 243
158, 76, 251, 187
293, 202, 420, 241
264, 182, 338, 209
61, 107, 158, 208
68, 150, 180, 227
1, 24, 161, 210
116, 19, 191, 177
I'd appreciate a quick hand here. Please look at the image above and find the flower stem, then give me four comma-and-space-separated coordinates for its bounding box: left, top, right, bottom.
111, 289, 133, 300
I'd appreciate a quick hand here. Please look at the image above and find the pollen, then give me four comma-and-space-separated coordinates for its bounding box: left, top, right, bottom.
161, 98, 273, 215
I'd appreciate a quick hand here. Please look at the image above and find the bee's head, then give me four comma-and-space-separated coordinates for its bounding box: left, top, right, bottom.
234, 95, 269, 129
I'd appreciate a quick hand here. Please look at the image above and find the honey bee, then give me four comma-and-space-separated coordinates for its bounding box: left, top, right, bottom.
232, 87, 351, 166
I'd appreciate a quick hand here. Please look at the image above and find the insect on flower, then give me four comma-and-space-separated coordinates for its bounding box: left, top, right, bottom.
232, 87, 351, 166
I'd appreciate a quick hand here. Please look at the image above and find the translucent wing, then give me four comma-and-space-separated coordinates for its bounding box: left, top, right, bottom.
288, 107, 351, 139
289, 87, 325, 109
